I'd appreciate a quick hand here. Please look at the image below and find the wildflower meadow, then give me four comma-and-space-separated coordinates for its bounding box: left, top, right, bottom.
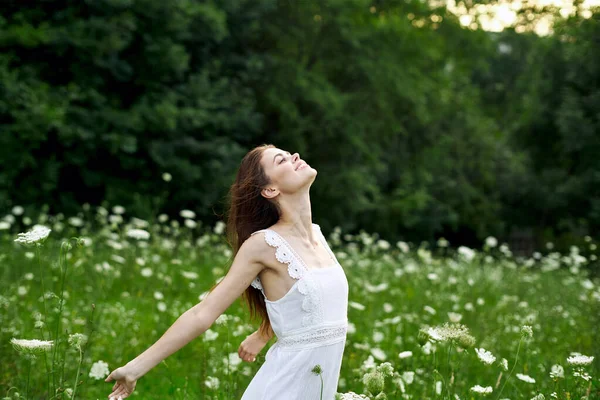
0, 205, 598, 399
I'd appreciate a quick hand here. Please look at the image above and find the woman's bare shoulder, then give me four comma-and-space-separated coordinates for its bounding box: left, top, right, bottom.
242, 231, 273, 260
243, 230, 279, 270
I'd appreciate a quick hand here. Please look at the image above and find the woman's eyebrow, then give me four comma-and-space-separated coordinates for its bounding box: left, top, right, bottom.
273, 151, 291, 163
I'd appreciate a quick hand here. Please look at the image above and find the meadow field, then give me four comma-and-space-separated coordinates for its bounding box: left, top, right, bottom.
0, 205, 598, 400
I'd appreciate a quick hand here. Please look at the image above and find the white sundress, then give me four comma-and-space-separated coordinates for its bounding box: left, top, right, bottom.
241, 223, 349, 400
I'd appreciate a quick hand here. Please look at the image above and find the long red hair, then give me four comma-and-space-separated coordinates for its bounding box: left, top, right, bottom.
212, 143, 280, 338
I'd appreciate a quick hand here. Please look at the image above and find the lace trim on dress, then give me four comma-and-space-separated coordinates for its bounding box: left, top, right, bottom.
277, 324, 348, 349
249, 224, 328, 327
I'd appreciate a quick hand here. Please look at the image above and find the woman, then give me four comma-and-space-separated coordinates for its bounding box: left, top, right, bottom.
105, 144, 349, 399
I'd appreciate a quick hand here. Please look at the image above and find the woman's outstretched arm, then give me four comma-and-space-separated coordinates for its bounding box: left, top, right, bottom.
105, 234, 266, 399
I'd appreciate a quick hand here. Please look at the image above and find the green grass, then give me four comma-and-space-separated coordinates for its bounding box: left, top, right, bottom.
0, 208, 598, 400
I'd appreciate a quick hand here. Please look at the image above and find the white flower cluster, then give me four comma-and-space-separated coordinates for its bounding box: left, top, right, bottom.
566, 354, 594, 366
10, 338, 54, 354
420, 322, 476, 347
516, 373, 536, 383
204, 375, 220, 389
475, 348, 496, 365
470, 385, 493, 395
126, 228, 150, 240
336, 392, 370, 400
521, 325, 533, 339
14, 225, 52, 246
549, 364, 564, 379
89, 360, 110, 380
68, 333, 88, 351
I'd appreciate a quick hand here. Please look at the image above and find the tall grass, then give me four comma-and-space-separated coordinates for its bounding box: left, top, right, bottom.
0, 205, 598, 399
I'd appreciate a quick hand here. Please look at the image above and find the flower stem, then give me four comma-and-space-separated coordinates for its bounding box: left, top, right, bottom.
26, 356, 32, 399
319, 374, 324, 400
496, 337, 522, 400
36, 245, 52, 397
71, 348, 83, 400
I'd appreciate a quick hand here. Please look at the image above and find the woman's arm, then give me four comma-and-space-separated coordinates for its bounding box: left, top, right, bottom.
106, 234, 267, 397
123, 307, 207, 380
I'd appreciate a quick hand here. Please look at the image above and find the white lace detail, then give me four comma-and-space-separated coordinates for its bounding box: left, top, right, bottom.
277, 323, 348, 349
249, 224, 328, 327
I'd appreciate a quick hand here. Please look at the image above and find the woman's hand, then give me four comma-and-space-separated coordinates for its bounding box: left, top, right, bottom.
238, 331, 269, 362
105, 365, 137, 399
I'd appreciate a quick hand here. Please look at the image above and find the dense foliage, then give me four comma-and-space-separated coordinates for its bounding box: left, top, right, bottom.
1, 0, 599, 251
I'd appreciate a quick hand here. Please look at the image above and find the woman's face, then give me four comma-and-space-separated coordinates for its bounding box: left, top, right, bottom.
260, 147, 317, 199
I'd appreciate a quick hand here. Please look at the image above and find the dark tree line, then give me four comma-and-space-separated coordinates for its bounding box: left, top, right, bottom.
1, 0, 598, 254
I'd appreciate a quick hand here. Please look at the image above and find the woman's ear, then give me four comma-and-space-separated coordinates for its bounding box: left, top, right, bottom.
261, 187, 278, 199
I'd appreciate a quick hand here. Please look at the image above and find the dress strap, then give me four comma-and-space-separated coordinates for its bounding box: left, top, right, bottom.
249, 224, 325, 327
248, 228, 308, 296
248, 225, 322, 294
256, 229, 308, 279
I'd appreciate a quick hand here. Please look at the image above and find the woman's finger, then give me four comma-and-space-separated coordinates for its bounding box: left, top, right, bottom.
109, 387, 123, 399
110, 387, 125, 399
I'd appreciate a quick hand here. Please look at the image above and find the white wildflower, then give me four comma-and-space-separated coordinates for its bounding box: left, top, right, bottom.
68, 333, 88, 351
458, 246, 475, 262
184, 219, 197, 229
485, 236, 498, 247
435, 381, 442, 395
521, 325, 533, 338
89, 360, 110, 380
349, 301, 366, 311
67, 217, 84, 227
11, 338, 54, 354
214, 220, 226, 235
401, 371, 415, 384
398, 351, 413, 359
126, 229, 150, 240
475, 348, 496, 365
566, 355, 594, 366
14, 225, 52, 246
516, 373, 535, 383
337, 392, 370, 400
181, 270, 198, 280
204, 329, 219, 341
470, 385, 493, 395
377, 239, 390, 250
549, 364, 564, 379
573, 370, 592, 381
423, 305, 436, 315
396, 241, 410, 253
12, 206, 24, 215
112, 205, 125, 215
180, 209, 196, 219
448, 312, 463, 323
370, 348, 387, 361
